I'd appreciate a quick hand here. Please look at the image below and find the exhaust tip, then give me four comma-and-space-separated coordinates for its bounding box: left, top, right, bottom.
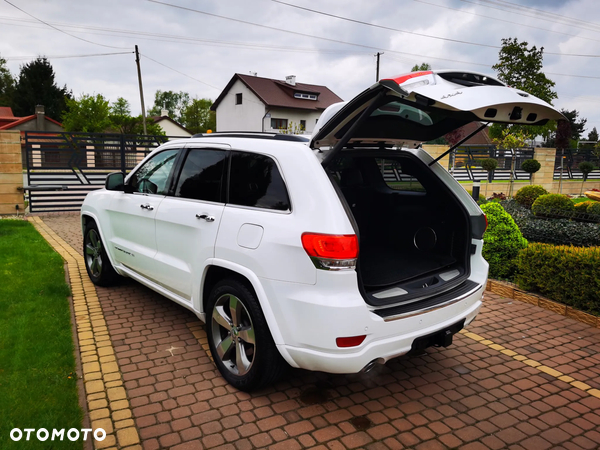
360, 358, 384, 373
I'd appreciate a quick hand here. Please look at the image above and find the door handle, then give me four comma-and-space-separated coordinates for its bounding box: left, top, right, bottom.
140, 203, 154, 210
196, 214, 215, 222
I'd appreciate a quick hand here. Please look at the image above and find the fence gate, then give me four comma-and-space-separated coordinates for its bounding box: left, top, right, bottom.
23, 131, 172, 213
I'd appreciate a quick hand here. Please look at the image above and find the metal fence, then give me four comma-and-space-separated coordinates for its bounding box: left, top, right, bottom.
448, 145, 535, 182
23, 131, 182, 213
554, 148, 600, 180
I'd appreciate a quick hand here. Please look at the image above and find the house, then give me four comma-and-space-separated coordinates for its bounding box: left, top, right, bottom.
151, 110, 192, 137
0, 105, 63, 133
211, 74, 343, 134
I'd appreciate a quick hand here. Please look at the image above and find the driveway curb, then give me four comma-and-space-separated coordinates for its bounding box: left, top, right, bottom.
30, 216, 141, 450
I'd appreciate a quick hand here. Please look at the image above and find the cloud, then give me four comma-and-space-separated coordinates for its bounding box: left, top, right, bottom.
0, 0, 598, 135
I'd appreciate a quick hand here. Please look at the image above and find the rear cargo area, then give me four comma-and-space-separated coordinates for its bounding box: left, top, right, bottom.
328, 150, 471, 306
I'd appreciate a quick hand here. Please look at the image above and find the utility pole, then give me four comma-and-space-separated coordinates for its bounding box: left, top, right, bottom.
135, 45, 148, 135
375, 52, 384, 81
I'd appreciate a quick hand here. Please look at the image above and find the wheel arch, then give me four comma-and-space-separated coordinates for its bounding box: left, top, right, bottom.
200, 260, 297, 367
81, 212, 120, 273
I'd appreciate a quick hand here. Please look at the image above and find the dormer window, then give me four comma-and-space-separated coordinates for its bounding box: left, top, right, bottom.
294, 92, 318, 100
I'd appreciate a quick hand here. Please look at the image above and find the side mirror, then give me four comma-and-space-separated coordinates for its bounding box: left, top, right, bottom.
105, 172, 125, 191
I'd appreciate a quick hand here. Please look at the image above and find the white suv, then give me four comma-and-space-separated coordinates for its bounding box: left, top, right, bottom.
81, 70, 563, 390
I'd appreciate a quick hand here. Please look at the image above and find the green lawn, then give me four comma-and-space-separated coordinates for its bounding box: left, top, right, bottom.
0, 220, 82, 450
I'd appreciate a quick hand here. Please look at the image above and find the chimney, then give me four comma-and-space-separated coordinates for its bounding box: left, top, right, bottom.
35, 105, 45, 131
160, 109, 169, 117
285, 75, 296, 86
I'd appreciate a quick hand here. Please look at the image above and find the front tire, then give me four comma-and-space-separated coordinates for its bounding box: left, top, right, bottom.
206, 279, 287, 391
83, 221, 120, 286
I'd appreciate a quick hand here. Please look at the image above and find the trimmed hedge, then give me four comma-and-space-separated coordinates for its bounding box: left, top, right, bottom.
532, 194, 574, 218
480, 202, 527, 279
514, 185, 548, 209
502, 199, 600, 247
515, 243, 600, 315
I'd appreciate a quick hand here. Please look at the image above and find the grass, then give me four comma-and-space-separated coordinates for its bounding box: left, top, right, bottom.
0, 220, 82, 450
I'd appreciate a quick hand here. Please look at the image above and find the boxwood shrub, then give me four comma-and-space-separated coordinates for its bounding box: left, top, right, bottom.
515, 243, 600, 315
502, 199, 600, 247
531, 193, 575, 218
480, 202, 527, 279
514, 185, 548, 209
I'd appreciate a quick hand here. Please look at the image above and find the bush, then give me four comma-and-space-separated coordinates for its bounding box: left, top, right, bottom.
502, 199, 600, 247
480, 202, 528, 279
514, 185, 549, 209
515, 243, 600, 315
480, 158, 498, 172
588, 202, 600, 216
532, 194, 575, 218
579, 161, 595, 180
487, 192, 506, 202
574, 200, 594, 210
521, 159, 541, 174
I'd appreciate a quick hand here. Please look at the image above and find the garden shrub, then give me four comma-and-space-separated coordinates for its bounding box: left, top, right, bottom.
531, 193, 574, 218
515, 243, 600, 315
514, 185, 548, 209
480, 202, 527, 279
574, 200, 593, 211
588, 202, 600, 216
502, 199, 600, 247
521, 159, 541, 175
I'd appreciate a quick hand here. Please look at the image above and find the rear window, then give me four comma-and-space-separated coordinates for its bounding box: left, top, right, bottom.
228, 152, 290, 211
378, 158, 426, 192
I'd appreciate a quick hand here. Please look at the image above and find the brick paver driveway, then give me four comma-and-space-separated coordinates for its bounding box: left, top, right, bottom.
41, 213, 600, 450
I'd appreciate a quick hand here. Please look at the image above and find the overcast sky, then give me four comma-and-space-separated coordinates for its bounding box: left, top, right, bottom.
1, 0, 599, 137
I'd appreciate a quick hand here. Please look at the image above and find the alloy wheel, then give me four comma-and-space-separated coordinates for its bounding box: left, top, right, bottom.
211, 294, 256, 376
85, 229, 103, 278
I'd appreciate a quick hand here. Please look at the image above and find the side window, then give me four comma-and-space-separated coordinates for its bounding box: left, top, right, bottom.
129, 149, 178, 194
174, 149, 227, 202
378, 158, 426, 192
228, 152, 290, 211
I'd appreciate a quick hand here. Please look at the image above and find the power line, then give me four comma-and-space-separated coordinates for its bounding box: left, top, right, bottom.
413, 0, 600, 45
271, 0, 500, 49
2, 0, 129, 50
3, 51, 133, 61
458, 0, 600, 35
145, 0, 495, 67
271, 0, 600, 58
140, 53, 221, 90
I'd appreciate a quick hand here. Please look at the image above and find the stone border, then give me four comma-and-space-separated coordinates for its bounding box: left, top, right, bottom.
29, 216, 141, 450
486, 279, 600, 328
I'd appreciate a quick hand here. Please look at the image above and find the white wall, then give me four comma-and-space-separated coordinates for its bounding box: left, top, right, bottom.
215, 80, 266, 132
265, 107, 322, 134
157, 120, 192, 137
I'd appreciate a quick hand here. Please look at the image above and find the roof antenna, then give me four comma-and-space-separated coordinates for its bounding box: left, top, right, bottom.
249, 71, 257, 76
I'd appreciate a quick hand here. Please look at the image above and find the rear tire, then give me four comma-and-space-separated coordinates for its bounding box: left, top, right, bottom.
83, 221, 120, 286
206, 278, 287, 391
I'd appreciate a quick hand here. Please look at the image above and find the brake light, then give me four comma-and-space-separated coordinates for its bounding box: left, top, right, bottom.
336, 335, 366, 348
301, 233, 358, 270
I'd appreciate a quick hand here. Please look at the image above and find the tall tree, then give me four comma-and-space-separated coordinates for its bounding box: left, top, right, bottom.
0, 55, 15, 108
491, 38, 557, 141
62, 93, 111, 133
181, 98, 216, 134
588, 127, 598, 142
559, 109, 586, 141
13, 57, 71, 119
411, 63, 431, 71
148, 90, 190, 123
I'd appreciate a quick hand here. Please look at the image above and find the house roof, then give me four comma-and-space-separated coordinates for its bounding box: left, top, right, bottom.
211, 74, 343, 112
461, 122, 492, 145
0, 106, 63, 130
0, 114, 63, 130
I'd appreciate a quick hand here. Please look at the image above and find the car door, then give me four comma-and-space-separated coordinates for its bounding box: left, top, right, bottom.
153, 145, 229, 306
107, 148, 179, 280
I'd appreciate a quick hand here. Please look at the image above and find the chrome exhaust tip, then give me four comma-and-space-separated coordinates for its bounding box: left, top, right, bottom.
360, 358, 383, 373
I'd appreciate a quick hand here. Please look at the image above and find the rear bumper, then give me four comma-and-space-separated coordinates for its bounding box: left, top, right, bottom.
267, 275, 484, 374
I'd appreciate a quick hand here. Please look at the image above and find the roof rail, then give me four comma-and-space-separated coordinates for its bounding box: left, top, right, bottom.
191, 132, 310, 142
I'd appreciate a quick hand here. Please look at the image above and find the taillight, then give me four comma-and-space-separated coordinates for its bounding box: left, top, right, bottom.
301, 233, 358, 270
